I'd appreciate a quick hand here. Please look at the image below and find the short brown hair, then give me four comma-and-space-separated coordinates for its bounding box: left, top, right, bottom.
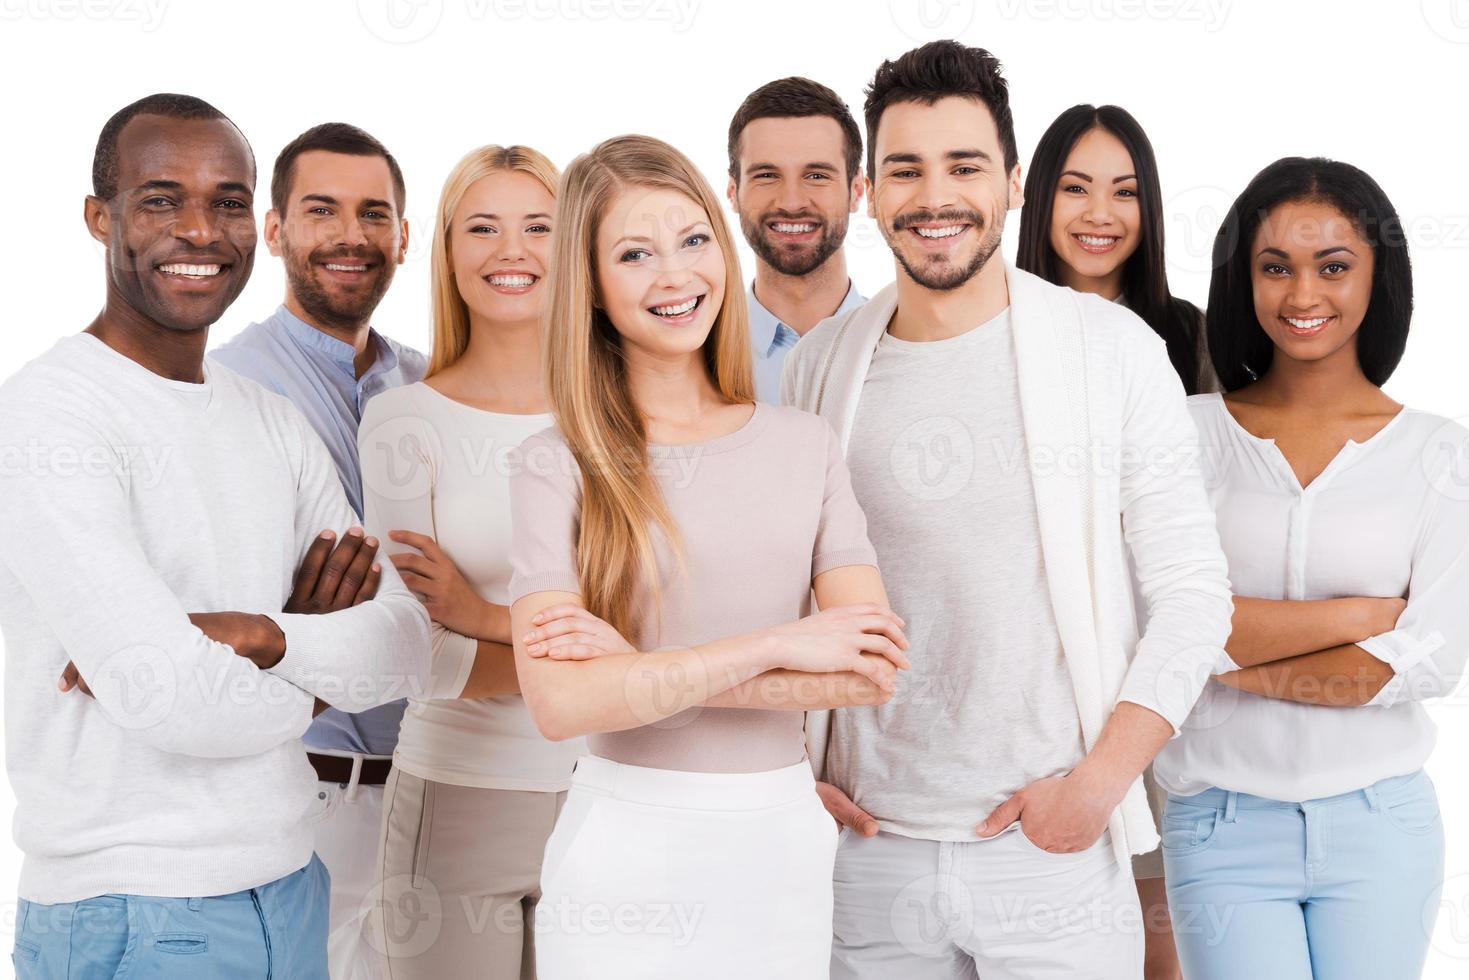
864, 41, 1018, 181
727, 77, 862, 185
271, 122, 406, 216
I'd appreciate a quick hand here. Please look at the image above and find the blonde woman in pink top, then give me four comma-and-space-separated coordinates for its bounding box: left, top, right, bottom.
505, 134, 910, 978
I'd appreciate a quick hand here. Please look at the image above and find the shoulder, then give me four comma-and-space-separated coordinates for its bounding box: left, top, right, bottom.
383, 336, 429, 383
1185, 392, 1229, 438
207, 320, 286, 389
0, 337, 106, 431
361, 379, 430, 426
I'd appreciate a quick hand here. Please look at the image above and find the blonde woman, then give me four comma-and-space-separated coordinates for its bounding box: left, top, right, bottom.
505, 134, 911, 978
359, 145, 581, 979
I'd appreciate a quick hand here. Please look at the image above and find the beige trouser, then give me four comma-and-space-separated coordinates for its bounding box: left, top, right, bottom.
371, 767, 565, 980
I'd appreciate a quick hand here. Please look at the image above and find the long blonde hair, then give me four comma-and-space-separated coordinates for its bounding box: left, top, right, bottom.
544, 134, 754, 639
426, 145, 560, 378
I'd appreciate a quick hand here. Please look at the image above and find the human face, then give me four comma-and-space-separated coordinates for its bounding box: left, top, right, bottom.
88, 114, 257, 332
267, 150, 407, 328
1250, 198, 1375, 368
1048, 127, 1141, 288
728, 115, 862, 277
596, 186, 726, 362
869, 95, 1022, 291
449, 171, 555, 325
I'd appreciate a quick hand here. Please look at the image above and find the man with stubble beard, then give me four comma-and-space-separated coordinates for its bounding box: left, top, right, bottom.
210, 122, 428, 980
0, 94, 429, 979
727, 77, 868, 402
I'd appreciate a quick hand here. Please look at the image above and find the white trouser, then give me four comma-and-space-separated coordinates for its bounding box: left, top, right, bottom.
831, 826, 1143, 980
535, 755, 837, 979
306, 760, 389, 980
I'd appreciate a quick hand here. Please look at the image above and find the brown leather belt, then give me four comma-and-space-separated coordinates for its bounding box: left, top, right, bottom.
307, 752, 393, 787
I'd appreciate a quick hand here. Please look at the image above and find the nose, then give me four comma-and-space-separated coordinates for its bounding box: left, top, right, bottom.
493, 227, 526, 263
1082, 191, 1113, 226
1285, 272, 1322, 311
173, 199, 223, 249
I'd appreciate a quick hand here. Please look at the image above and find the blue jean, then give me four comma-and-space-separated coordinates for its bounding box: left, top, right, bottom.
1162, 769, 1444, 979
10, 854, 330, 979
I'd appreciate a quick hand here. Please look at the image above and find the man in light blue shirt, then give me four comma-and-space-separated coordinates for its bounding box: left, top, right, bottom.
727, 76, 870, 401
210, 122, 424, 980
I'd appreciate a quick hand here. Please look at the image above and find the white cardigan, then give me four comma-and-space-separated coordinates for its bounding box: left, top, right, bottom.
782, 263, 1234, 861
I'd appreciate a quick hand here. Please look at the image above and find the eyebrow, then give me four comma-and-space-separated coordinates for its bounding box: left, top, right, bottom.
744, 161, 841, 174
1257, 245, 1359, 260
464, 212, 553, 222
881, 148, 993, 166
612, 219, 710, 248
1059, 169, 1136, 184
134, 179, 252, 195
300, 193, 395, 211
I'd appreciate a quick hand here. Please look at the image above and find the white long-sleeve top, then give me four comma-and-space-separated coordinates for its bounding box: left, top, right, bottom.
1154, 393, 1469, 802
358, 382, 584, 790
0, 334, 431, 903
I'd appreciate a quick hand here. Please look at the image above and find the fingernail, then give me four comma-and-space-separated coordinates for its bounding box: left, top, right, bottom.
528, 642, 543, 653
320, 530, 334, 539
365, 536, 378, 547
372, 563, 381, 572
348, 527, 363, 537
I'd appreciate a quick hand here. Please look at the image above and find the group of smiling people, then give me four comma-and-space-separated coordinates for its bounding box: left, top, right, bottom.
0, 35, 1465, 980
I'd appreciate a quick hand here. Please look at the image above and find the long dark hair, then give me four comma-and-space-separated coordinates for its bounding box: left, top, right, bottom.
1206, 157, 1412, 392
1018, 104, 1207, 393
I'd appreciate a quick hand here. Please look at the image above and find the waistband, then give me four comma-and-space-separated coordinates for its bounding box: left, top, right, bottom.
1169, 769, 1429, 815
569, 755, 817, 812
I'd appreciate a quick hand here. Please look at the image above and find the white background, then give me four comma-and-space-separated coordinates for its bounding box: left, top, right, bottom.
1, 0, 1468, 974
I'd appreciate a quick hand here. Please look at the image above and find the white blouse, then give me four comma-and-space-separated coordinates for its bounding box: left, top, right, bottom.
1154, 393, 1469, 802
358, 382, 585, 791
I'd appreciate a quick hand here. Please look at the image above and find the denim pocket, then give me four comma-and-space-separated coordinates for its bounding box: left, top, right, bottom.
1160, 806, 1220, 855
1380, 782, 1441, 836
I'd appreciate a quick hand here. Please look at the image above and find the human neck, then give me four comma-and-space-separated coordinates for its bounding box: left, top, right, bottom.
888, 256, 1009, 342
752, 252, 851, 337
1059, 261, 1124, 303
85, 292, 209, 383
284, 291, 377, 378
442, 312, 547, 413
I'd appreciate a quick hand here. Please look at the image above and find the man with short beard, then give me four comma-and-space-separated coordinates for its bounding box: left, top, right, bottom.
211, 122, 427, 980
782, 42, 1234, 979
727, 77, 868, 402
0, 94, 429, 978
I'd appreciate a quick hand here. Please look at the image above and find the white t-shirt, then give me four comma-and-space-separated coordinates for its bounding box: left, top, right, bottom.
359, 381, 584, 790
1154, 393, 1469, 802
828, 308, 1087, 841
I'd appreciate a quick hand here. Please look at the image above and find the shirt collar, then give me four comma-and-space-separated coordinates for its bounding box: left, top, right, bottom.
270, 304, 396, 381
747, 279, 863, 356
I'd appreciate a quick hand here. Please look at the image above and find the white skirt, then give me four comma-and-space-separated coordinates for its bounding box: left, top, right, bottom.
534, 754, 838, 979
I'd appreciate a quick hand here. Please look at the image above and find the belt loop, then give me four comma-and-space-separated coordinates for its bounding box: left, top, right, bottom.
1363, 783, 1381, 813
345, 754, 364, 804
187, 896, 203, 912
1223, 791, 1238, 823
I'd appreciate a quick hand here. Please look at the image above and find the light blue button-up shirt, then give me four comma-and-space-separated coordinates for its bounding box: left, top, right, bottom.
210, 304, 428, 756
748, 280, 866, 404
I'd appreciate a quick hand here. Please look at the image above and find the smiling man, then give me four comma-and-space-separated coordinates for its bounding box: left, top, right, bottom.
209, 123, 427, 980
726, 77, 868, 402
782, 43, 1234, 979
0, 94, 430, 979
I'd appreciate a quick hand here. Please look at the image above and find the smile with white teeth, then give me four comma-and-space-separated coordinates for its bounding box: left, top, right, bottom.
324, 263, 369, 272
487, 274, 537, 287
1284, 315, 1333, 331
913, 225, 966, 239
158, 263, 223, 278
651, 296, 700, 317
771, 222, 818, 234
1075, 234, 1120, 247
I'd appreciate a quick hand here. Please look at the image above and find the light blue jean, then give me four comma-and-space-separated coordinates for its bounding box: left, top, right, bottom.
10, 854, 329, 979
1162, 769, 1444, 979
